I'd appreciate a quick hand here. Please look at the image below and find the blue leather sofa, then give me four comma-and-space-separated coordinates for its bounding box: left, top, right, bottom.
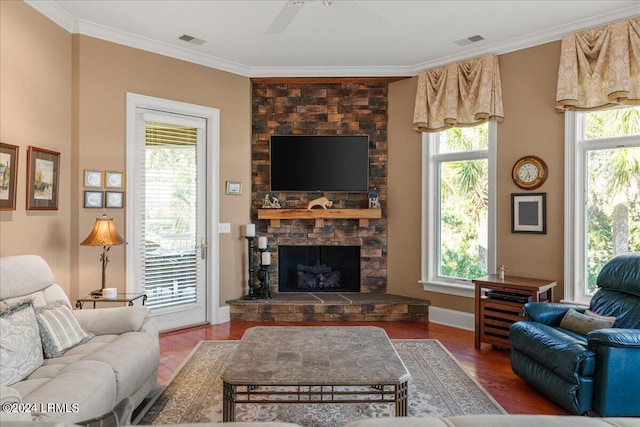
509, 252, 640, 416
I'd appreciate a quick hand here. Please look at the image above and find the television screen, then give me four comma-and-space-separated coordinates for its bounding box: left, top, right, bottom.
270, 135, 369, 192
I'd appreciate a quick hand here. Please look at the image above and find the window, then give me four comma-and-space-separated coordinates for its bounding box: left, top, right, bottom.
565, 106, 640, 304
421, 122, 496, 297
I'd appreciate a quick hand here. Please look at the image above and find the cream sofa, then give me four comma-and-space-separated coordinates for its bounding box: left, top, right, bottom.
6, 416, 640, 426
0, 255, 159, 424
127, 415, 640, 426
343, 415, 640, 426
131, 416, 640, 426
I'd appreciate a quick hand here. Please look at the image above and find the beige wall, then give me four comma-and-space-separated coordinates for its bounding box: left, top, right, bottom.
1, 2, 252, 309
497, 42, 565, 298
386, 78, 424, 297
387, 41, 566, 314
73, 35, 252, 305
0, 1, 73, 291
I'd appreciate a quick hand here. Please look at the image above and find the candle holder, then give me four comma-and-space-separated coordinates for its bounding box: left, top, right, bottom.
257, 260, 272, 299
243, 236, 259, 300
256, 247, 272, 299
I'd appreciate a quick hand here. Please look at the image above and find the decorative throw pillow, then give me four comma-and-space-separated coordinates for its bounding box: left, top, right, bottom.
35, 302, 94, 359
560, 308, 616, 335
585, 309, 617, 325
0, 299, 44, 386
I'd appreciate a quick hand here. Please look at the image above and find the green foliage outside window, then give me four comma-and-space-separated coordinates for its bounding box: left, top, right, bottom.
438, 125, 489, 280
584, 107, 640, 293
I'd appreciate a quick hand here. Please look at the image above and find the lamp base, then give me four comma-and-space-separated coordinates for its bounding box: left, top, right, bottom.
90, 289, 104, 296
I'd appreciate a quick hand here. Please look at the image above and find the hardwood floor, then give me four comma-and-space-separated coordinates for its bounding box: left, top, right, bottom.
158, 321, 570, 416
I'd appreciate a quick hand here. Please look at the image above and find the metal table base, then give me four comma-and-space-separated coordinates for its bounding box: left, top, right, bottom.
222, 381, 408, 422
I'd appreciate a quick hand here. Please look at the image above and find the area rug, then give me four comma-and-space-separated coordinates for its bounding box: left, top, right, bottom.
136, 339, 505, 426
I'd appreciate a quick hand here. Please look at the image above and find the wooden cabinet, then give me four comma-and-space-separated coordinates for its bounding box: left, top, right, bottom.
473, 275, 556, 349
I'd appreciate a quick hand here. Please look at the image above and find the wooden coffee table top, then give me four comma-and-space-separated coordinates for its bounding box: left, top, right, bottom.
221, 326, 410, 386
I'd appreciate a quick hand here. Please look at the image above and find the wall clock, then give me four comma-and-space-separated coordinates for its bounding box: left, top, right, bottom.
512, 155, 548, 190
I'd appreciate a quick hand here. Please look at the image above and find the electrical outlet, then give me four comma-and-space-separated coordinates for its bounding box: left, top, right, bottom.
218, 223, 231, 233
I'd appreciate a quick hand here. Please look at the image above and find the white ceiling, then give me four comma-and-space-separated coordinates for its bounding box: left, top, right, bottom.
27, 0, 640, 77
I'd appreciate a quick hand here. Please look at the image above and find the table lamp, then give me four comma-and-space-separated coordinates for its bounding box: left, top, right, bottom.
81, 214, 126, 296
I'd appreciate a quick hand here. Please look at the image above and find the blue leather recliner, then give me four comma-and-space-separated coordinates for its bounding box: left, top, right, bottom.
509, 252, 640, 416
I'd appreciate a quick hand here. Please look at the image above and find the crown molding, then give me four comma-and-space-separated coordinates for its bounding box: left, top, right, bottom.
25, 0, 252, 77
25, 0, 76, 32
248, 65, 416, 78
73, 20, 252, 77
408, 7, 640, 74
251, 77, 410, 84
25, 1, 639, 78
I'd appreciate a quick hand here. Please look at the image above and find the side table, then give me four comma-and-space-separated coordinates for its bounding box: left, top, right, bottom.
76, 293, 147, 309
473, 274, 556, 349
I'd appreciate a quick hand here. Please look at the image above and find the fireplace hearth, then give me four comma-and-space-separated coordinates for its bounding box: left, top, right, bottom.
278, 246, 360, 293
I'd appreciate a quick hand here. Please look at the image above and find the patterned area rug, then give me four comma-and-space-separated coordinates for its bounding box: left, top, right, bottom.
136, 339, 505, 426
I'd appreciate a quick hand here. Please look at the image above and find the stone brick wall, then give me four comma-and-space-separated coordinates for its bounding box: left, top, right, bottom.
251, 79, 388, 293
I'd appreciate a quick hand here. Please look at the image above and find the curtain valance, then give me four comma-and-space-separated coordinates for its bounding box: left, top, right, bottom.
412, 54, 504, 133
556, 17, 640, 112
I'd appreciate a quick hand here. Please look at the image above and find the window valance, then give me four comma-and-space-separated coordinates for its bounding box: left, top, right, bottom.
556, 17, 640, 112
412, 54, 504, 133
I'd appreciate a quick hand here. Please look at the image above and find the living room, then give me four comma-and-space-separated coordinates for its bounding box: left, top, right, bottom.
1, 1, 639, 425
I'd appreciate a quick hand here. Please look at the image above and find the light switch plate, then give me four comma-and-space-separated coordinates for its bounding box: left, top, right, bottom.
218, 223, 231, 233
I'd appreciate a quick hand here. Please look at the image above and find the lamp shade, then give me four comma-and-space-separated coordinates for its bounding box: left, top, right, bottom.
81, 214, 125, 247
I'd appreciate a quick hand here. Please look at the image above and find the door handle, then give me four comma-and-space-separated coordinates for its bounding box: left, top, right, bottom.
200, 238, 207, 259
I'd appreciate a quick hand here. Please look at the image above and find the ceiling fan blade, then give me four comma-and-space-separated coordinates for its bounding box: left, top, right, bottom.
333, 0, 388, 28
265, 2, 304, 35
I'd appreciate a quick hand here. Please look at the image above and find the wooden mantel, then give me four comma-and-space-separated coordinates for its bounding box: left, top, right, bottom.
258, 208, 382, 228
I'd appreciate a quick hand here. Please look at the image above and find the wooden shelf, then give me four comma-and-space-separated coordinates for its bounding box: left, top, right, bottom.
258, 208, 381, 228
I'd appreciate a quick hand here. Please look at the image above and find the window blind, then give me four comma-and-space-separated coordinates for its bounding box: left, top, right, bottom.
134, 118, 205, 311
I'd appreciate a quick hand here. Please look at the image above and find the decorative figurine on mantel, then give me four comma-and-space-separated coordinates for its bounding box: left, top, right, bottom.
498, 265, 506, 280
368, 187, 380, 209
262, 194, 281, 209
307, 196, 333, 210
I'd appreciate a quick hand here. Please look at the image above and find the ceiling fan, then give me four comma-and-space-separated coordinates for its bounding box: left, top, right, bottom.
265, 0, 385, 35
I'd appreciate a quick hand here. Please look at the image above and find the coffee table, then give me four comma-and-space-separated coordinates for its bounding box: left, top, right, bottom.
221, 326, 410, 422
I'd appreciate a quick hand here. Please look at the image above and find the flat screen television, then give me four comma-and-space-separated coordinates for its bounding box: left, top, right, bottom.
270, 135, 369, 192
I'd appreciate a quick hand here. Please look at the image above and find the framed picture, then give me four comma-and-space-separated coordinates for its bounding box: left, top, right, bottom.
0, 143, 19, 210
105, 171, 124, 189
84, 170, 103, 188
26, 146, 60, 210
84, 190, 104, 208
226, 180, 242, 195
512, 193, 546, 234
105, 191, 124, 208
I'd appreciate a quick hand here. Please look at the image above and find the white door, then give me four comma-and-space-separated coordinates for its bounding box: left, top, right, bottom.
126, 94, 220, 331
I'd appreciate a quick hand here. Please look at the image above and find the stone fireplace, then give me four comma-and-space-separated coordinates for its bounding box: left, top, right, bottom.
251, 78, 390, 294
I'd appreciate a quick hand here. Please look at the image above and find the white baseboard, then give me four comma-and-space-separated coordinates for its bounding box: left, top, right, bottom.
214, 305, 230, 324
428, 306, 475, 331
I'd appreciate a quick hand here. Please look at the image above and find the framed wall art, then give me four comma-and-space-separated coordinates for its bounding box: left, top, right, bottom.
511, 193, 546, 234
105, 191, 124, 208
0, 142, 19, 210
226, 180, 242, 195
84, 170, 103, 188
84, 191, 103, 208
105, 171, 124, 189
26, 146, 60, 210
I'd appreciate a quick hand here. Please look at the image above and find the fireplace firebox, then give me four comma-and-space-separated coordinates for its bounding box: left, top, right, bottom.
278, 246, 360, 293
